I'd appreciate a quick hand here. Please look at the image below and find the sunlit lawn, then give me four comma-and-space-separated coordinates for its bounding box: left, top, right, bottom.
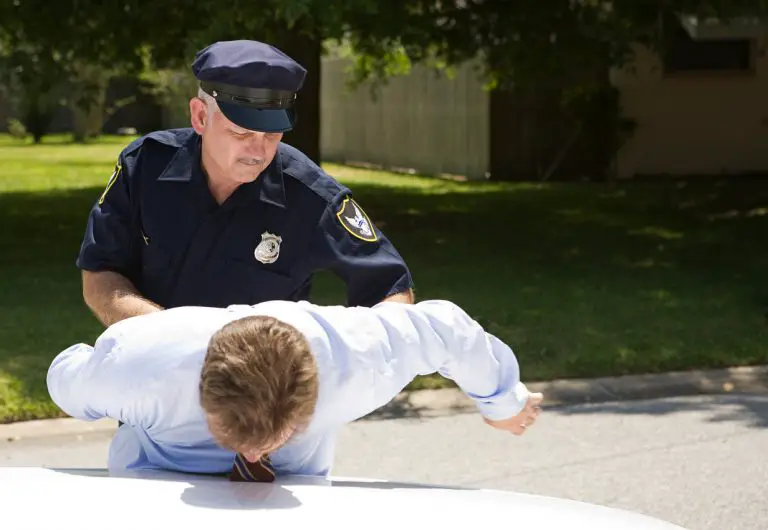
1, 134, 767, 422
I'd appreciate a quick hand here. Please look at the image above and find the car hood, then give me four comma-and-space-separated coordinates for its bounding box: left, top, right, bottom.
1, 467, 687, 530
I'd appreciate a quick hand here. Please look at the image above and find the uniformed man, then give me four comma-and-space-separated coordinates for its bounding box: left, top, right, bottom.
47, 298, 543, 479
78, 40, 414, 327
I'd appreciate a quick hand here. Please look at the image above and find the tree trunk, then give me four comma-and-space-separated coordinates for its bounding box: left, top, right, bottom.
71, 87, 107, 142
22, 101, 51, 144
489, 52, 621, 182
19, 89, 54, 144
71, 104, 89, 143
272, 24, 322, 164
69, 63, 111, 143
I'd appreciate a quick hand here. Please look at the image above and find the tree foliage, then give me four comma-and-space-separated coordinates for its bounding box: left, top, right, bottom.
4, 0, 768, 92
0, 40, 64, 142
340, 1, 768, 89
0, 1, 155, 141
2, 0, 768, 152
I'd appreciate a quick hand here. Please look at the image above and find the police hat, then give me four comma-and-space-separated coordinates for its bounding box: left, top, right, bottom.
192, 40, 307, 133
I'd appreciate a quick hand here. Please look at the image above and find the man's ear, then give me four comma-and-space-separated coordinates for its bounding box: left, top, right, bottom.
189, 97, 208, 134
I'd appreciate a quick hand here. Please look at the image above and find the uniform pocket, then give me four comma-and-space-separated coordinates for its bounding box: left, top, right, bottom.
217, 258, 298, 305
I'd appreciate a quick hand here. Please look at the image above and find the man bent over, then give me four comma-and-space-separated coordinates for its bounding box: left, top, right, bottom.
47, 300, 543, 480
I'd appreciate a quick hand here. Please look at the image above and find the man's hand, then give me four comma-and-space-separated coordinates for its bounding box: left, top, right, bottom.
483, 392, 543, 435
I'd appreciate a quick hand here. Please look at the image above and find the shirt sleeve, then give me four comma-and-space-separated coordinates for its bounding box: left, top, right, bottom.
308, 300, 530, 430
45, 307, 228, 429
309, 192, 414, 307
76, 151, 140, 278
46, 335, 149, 427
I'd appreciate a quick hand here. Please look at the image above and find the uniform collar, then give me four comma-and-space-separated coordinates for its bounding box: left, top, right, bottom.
156, 132, 200, 183
258, 148, 287, 209
157, 133, 287, 210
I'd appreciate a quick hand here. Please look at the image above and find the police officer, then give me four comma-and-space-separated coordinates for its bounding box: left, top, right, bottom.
77, 40, 415, 327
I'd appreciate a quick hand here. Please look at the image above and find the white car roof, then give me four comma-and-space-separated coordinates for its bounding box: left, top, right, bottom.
1, 467, 687, 530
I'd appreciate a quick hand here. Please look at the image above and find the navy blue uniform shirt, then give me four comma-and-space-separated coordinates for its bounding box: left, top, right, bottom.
77, 128, 413, 308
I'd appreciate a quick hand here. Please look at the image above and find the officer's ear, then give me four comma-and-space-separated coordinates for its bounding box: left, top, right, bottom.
189, 97, 208, 134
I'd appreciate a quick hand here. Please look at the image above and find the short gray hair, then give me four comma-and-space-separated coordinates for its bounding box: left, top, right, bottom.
197, 87, 219, 113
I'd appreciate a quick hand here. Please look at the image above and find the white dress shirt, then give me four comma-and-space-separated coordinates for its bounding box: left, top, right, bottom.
47, 299, 530, 477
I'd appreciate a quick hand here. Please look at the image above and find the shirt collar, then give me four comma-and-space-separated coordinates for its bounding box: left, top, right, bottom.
157, 134, 287, 210
258, 148, 287, 209
156, 133, 200, 183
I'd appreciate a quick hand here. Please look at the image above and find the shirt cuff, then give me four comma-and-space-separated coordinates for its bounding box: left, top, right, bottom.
472, 382, 531, 421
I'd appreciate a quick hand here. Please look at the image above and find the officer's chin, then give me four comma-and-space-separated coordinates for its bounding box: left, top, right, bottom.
233, 163, 265, 182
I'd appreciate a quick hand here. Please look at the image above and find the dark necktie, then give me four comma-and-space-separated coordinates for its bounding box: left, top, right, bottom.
228, 452, 276, 482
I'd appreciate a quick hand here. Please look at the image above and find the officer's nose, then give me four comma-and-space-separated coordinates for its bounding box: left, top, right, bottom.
244, 132, 269, 157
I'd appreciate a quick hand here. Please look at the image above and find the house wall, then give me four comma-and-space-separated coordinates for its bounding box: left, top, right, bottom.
613, 39, 768, 178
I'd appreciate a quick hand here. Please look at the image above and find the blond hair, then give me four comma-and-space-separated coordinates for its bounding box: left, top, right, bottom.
199, 315, 319, 453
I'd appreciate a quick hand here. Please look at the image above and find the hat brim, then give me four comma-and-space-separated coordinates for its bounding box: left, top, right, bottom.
217, 100, 296, 133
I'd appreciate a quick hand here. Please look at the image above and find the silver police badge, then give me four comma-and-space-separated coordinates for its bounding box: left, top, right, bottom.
254, 232, 282, 264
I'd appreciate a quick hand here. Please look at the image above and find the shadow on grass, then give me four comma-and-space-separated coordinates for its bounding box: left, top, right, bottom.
2, 178, 767, 269
1, 177, 768, 421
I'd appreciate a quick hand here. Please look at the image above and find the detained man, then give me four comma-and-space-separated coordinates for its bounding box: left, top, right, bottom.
47, 299, 543, 481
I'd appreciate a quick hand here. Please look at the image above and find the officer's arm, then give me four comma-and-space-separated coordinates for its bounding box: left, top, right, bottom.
78, 153, 163, 327
380, 289, 415, 304
82, 271, 162, 328
314, 300, 530, 428
311, 193, 415, 307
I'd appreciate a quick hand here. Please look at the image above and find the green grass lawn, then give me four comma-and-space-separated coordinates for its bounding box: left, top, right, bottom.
1, 134, 768, 422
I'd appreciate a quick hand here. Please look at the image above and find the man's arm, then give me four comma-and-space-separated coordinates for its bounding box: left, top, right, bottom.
311, 299, 536, 429
47, 306, 228, 427
46, 316, 169, 426
82, 270, 163, 327
46, 340, 143, 426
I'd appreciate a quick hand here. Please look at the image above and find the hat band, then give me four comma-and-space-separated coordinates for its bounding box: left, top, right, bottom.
200, 81, 296, 110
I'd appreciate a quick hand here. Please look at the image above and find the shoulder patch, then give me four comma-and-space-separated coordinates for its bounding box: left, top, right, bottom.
336, 197, 378, 242
98, 162, 122, 205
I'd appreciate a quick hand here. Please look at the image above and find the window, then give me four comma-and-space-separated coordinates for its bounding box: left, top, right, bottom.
661, 13, 754, 74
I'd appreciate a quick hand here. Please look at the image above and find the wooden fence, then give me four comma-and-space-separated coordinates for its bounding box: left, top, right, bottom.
320, 57, 490, 180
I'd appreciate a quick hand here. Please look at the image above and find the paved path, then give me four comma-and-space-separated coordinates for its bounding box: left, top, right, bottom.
2, 393, 766, 530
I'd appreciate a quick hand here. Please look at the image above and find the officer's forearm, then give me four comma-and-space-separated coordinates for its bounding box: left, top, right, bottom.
82, 270, 163, 327
381, 288, 415, 304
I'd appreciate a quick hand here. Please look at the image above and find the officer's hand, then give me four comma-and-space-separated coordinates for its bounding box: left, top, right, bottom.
483, 392, 543, 435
